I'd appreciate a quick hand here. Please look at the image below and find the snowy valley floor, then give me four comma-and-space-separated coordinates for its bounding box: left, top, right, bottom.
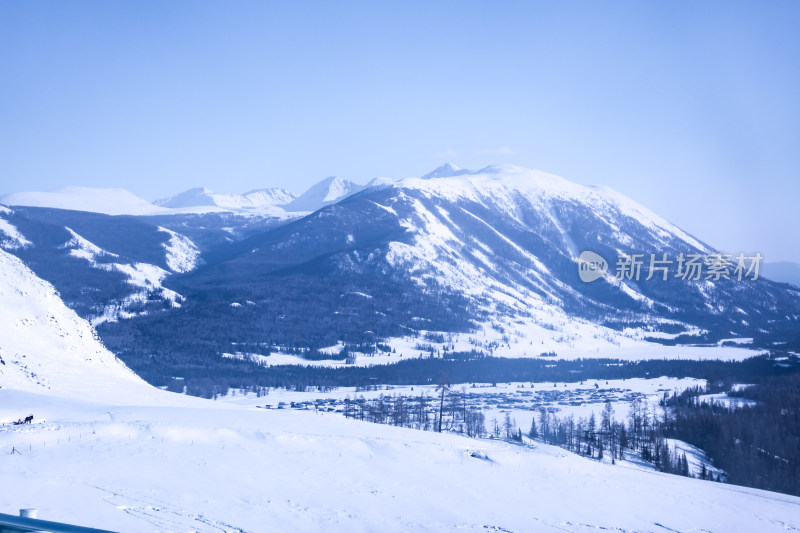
1, 388, 800, 533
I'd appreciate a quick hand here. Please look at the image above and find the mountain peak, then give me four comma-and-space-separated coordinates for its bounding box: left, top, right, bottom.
154, 187, 217, 208
154, 187, 296, 211
420, 163, 471, 180
475, 163, 523, 175
284, 176, 365, 212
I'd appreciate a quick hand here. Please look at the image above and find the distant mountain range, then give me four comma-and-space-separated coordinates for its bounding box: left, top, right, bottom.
1, 186, 178, 216
1, 164, 799, 388
763, 261, 800, 288
1, 170, 395, 216
153, 186, 297, 211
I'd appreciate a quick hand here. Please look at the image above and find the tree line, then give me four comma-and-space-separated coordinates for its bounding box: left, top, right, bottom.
335, 388, 703, 479
148, 353, 798, 399
336, 378, 800, 494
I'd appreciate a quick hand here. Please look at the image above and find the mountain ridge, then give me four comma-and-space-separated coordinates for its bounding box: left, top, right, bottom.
2, 164, 798, 384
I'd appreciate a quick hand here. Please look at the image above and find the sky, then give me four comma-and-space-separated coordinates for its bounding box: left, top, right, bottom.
1, 1, 799, 261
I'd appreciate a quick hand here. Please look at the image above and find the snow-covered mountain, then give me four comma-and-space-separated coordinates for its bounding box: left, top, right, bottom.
241, 187, 297, 206
0, 248, 153, 401
0, 186, 297, 217
0, 186, 172, 216
154, 186, 296, 212
419, 162, 472, 179
152, 175, 368, 214
3, 164, 799, 378
0, 206, 205, 325
93, 164, 799, 374
2, 173, 394, 217
283, 175, 366, 212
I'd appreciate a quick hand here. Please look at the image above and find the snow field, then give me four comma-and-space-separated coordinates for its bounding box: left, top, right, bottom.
2, 388, 800, 533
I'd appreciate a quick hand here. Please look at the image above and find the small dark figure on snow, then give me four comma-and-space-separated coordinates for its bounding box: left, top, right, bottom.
23, 415, 33, 424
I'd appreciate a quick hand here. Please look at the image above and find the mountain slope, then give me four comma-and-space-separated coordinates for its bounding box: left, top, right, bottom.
0, 248, 153, 401
95, 165, 799, 376
0, 205, 301, 333
0, 206, 204, 325
4, 165, 798, 382
195, 164, 799, 345
284, 176, 366, 212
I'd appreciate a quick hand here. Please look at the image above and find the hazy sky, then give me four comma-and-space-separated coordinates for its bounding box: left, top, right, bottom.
1, 1, 799, 261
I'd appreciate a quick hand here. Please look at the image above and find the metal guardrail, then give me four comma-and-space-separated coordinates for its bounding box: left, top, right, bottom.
0, 509, 117, 533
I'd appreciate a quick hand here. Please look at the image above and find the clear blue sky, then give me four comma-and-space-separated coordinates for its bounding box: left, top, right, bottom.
1, 1, 799, 261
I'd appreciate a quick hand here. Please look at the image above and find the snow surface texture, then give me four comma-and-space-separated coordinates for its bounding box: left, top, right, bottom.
1, 387, 800, 532
393, 164, 708, 272
158, 227, 201, 273
226, 376, 702, 439
0, 249, 158, 402
226, 377, 727, 479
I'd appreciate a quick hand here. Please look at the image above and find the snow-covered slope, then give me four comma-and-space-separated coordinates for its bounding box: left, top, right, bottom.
0, 387, 798, 532
399, 164, 707, 251
158, 226, 201, 273
283, 176, 366, 212
0, 187, 281, 216
154, 186, 296, 213
241, 187, 296, 206
419, 162, 472, 180
60, 226, 185, 324
0, 187, 172, 216
0, 206, 32, 250
368, 163, 790, 350
0, 249, 156, 402
381, 164, 712, 330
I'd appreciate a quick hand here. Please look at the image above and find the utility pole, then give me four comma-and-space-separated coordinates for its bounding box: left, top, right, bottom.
437, 382, 449, 432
